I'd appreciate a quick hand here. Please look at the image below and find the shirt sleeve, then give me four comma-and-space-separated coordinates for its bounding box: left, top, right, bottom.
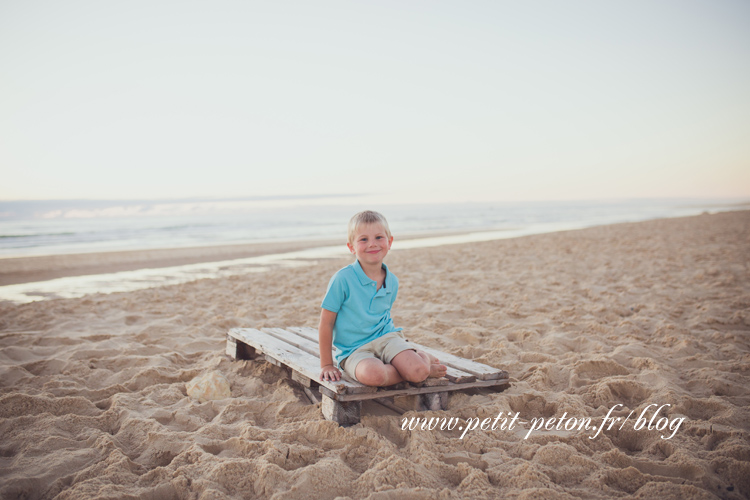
321, 271, 347, 313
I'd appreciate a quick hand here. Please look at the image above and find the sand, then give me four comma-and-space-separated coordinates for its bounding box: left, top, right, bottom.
1, 210, 749, 499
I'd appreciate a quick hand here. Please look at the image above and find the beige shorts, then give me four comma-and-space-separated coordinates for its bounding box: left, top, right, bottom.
340, 331, 414, 382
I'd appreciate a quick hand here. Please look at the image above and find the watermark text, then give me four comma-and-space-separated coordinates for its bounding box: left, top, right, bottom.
401, 403, 685, 440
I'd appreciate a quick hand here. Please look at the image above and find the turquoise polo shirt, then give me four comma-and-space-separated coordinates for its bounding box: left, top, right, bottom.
321, 260, 402, 366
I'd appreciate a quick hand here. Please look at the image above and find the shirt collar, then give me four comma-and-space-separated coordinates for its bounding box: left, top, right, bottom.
353, 259, 390, 289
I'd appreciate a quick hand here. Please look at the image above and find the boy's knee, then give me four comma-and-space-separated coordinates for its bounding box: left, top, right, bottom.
356, 363, 388, 386
404, 363, 430, 383
359, 372, 387, 387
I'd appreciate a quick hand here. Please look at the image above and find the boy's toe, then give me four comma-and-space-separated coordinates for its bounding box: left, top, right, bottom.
429, 362, 448, 378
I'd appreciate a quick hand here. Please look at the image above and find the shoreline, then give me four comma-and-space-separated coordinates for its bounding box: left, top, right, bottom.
0, 238, 341, 287
1, 210, 747, 289
2, 201, 748, 287
0, 228, 479, 287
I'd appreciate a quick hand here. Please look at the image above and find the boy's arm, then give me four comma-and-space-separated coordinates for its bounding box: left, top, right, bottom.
319, 308, 341, 381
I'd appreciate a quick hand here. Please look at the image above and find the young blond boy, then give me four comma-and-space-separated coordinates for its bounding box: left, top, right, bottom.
319, 210, 447, 385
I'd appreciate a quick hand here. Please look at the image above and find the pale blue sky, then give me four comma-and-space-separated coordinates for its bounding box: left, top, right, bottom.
1, 0, 748, 203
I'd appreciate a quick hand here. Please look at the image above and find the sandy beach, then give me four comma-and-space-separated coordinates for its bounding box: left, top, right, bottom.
1, 210, 748, 499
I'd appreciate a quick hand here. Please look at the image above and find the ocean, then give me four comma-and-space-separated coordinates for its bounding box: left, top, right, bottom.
0, 197, 746, 303
1, 197, 744, 258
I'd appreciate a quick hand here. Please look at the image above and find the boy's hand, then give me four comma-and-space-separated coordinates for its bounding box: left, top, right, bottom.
320, 364, 341, 382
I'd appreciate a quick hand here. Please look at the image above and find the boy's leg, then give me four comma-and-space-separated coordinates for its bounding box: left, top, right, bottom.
345, 332, 448, 386
390, 349, 447, 383
355, 358, 405, 387
343, 342, 405, 387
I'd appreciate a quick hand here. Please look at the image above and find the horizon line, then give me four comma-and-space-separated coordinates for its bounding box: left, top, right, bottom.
2, 194, 749, 205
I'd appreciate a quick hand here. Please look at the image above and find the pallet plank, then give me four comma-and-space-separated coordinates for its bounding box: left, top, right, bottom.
228, 328, 375, 395
320, 378, 509, 402
303, 386, 321, 404
261, 327, 372, 394
441, 368, 476, 384
410, 343, 508, 381
291, 371, 313, 387
262, 327, 323, 357
225, 334, 256, 360
392, 392, 449, 412
287, 326, 326, 345
322, 395, 360, 426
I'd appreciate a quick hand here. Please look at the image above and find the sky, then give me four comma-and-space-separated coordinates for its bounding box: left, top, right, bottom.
1, 0, 749, 204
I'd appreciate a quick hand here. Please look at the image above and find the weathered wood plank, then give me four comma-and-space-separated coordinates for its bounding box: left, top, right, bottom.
441, 368, 476, 384
263, 354, 284, 367
373, 397, 406, 415
392, 391, 449, 412
226, 335, 239, 359
321, 395, 361, 426
291, 371, 312, 387
262, 327, 322, 357
261, 327, 372, 394
392, 394, 427, 413
287, 326, 322, 344
225, 334, 256, 360
422, 391, 449, 411
303, 386, 321, 404
410, 377, 450, 388
410, 343, 508, 381
320, 377, 509, 402
228, 328, 375, 395
228, 328, 336, 389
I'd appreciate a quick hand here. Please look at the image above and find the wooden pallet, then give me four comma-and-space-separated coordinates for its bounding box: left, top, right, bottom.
226, 327, 509, 425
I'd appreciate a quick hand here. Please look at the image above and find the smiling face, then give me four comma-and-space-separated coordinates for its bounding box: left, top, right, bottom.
347, 222, 393, 267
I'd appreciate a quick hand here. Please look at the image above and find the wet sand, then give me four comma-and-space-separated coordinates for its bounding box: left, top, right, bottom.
0, 239, 341, 286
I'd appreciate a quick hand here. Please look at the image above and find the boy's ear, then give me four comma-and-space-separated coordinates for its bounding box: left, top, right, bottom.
388, 236, 393, 248
346, 241, 355, 254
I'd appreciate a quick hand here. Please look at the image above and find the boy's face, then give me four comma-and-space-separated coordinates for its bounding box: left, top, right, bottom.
347, 222, 393, 267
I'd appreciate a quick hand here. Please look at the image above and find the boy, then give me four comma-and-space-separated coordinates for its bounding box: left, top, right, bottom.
318, 210, 447, 386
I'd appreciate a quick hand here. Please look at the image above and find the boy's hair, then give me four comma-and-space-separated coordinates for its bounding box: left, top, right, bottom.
348, 210, 392, 244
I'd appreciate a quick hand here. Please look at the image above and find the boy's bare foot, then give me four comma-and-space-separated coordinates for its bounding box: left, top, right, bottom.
415, 350, 447, 378
429, 361, 447, 378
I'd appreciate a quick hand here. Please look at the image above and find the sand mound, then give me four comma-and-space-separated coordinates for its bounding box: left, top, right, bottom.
186, 371, 232, 403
